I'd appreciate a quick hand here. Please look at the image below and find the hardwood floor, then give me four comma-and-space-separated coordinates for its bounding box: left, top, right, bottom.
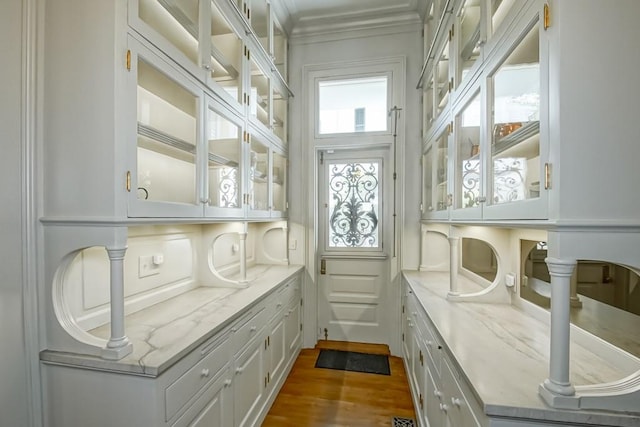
262, 341, 416, 427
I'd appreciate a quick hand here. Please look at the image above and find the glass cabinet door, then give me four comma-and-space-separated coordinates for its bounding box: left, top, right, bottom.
423, 76, 435, 132
272, 83, 287, 144
489, 24, 540, 207
248, 133, 270, 216
457, 0, 481, 87
421, 146, 434, 217
132, 47, 202, 217
454, 90, 482, 213
272, 18, 287, 80
208, 0, 244, 110
435, 128, 450, 213
249, 55, 271, 129
271, 150, 287, 215
133, 0, 202, 78
248, 0, 270, 53
436, 38, 451, 117
491, 0, 517, 38
205, 99, 244, 217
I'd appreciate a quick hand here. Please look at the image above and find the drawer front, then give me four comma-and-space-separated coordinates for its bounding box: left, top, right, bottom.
170, 368, 232, 427
442, 357, 483, 427
166, 334, 231, 421
232, 306, 267, 355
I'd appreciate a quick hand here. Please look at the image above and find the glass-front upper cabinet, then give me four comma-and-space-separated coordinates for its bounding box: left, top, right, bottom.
435, 127, 450, 214
272, 82, 288, 145
207, 0, 244, 110
435, 37, 451, 116
421, 145, 434, 218
131, 0, 203, 80
204, 97, 245, 217
488, 23, 540, 210
249, 54, 271, 130
248, 132, 270, 217
130, 41, 203, 217
456, 0, 482, 87
491, 0, 517, 39
272, 17, 287, 80
271, 149, 288, 215
248, 0, 270, 53
453, 90, 482, 217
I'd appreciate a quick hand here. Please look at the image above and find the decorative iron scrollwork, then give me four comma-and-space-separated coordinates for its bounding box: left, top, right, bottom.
328, 162, 379, 248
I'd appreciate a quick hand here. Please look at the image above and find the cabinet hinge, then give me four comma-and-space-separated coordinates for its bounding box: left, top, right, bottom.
402, 333, 404, 342
449, 77, 454, 93
543, 3, 550, 30
300, 323, 303, 331
420, 203, 423, 212
300, 298, 303, 306
449, 24, 454, 41
402, 304, 405, 314
544, 162, 551, 189
264, 339, 267, 350
286, 201, 289, 210
264, 376, 268, 388
126, 171, 131, 192
126, 50, 131, 71
267, 335, 270, 346
419, 393, 424, 409
320, 151, 324, 165
420, 350, 424, 366
267, 371, 270, 383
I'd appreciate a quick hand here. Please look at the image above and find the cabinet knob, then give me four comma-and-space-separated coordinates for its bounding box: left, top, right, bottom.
223, 379, 232, 387
277, 302, 282, 308
412, 311, 417, 317
440, 403, 449, 413
250, 326, 257, 332
201, 368, 210, 378
451, 397, 462, 407
434, 390, 443, 398
202, 64, 211, 70
236, 367, 244, 374
426, 340, 433, 347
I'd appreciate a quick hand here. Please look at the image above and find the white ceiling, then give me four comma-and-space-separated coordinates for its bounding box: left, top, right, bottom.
275, 0, 422, 33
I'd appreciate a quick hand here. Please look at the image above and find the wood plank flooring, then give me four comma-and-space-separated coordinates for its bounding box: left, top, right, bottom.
262, 341, 416, 427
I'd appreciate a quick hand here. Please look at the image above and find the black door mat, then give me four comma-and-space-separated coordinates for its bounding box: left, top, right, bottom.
315, 349, 390, 375
392, 416, 416, 427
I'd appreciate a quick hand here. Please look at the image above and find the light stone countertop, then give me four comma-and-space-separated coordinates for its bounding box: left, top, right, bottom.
403, 270, 640, 427
41, 264, 303, 377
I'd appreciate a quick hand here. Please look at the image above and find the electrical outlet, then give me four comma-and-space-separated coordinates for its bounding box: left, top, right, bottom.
289, 238, 297, 250
138, 255, 160, 278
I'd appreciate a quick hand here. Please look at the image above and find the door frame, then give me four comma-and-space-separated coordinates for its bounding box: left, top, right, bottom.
316, 147, 393, 344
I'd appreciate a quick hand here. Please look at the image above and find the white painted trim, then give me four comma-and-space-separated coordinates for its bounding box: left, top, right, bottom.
22, 0, 43, 424
291, 12, 422, 41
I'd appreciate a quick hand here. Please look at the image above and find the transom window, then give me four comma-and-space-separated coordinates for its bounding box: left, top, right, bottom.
318, 76, 388, 135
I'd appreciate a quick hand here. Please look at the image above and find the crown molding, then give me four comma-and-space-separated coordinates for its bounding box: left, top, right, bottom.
290, 11, 422, 42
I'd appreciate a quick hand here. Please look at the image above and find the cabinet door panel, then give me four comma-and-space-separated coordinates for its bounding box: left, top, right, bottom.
171, 371, 232, 427
268, 315, 286, 385
234, 341, 265, 427
284, 297, 301, 357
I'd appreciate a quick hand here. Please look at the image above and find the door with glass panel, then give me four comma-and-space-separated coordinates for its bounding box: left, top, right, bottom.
317, 149, 390, 345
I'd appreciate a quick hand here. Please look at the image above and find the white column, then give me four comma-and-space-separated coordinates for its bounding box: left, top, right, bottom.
540, 257, 576, 400
103, 246, 132, 360
239, 222, 248, 283
448, 236, 460, 297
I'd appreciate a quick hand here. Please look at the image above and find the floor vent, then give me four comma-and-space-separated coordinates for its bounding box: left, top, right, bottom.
392, 416, 416, 427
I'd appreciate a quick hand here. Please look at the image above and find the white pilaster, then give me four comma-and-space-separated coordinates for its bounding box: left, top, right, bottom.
282, 223, 289, 264
539, 257, 576, 403
239, 221, 248, 283
102, 246, 132, 360
448, 236, 460, 297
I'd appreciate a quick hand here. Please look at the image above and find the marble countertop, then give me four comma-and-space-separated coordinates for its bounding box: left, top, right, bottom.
403, 270, 640, 427
41, 264, 303, 377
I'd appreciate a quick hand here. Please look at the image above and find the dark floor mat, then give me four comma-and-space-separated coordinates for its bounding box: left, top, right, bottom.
315, 349, 390, 375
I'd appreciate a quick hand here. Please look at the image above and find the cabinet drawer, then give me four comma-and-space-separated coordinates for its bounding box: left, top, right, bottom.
442, 357, 484, 427
166, 334, 231, 421
232, 306, 267, 354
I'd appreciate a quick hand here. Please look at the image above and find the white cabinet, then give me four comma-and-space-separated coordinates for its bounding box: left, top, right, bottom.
43, 0, 289, 221
42, 270, 303, 427
171, 369, 234, 427
403, 281, 483, 427
233, 336, 266, 427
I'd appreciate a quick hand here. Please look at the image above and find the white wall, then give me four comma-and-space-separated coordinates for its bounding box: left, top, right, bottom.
0, 0, 38, 425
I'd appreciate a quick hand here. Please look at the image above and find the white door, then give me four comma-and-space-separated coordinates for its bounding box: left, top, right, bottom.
317, 149, 391, 345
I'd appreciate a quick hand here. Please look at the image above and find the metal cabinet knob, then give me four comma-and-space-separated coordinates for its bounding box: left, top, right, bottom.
451, 397, 462, 407
201, 368, 210, 378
